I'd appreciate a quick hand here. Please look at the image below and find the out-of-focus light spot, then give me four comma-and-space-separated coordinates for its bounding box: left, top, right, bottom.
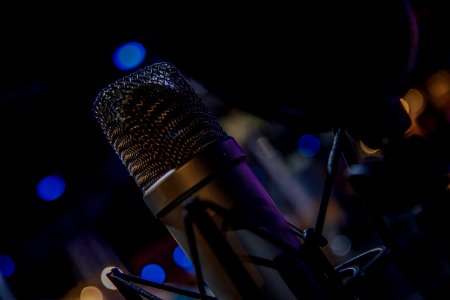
403, 89, 427, 137
427, 70, 450, 109
141, 264, 166, 283
400, 98, 410, 114
255, 137, 275, 160
330, 234, 352, 257
359, 140, 381, 156
427, 70, 450, 98
80, 286, 103, 300
101, 266, 120, 290
173, 246, 194, 273
113, 41, 146, 71
403, 89, 425, 115
0, 255, 15, 277
36, 175, 65, 201
297, 134, 320, 158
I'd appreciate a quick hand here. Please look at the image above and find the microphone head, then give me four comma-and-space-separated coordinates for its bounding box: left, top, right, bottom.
93, 62, 228, 191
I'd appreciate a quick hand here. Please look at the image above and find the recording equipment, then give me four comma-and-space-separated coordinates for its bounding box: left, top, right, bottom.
93, 62, 343, 299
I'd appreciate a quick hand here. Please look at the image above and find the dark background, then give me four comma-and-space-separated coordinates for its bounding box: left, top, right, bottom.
1, 1, 449, 299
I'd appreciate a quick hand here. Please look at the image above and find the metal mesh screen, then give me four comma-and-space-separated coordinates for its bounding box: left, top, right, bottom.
93, 62, 228, 191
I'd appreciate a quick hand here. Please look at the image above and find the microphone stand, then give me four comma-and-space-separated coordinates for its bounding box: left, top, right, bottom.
105, 128, 396, 300
310, 128, 393, 297
106, 196, 343, 299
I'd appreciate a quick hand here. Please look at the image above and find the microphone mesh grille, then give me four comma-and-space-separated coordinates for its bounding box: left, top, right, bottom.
93, 62, 228, 191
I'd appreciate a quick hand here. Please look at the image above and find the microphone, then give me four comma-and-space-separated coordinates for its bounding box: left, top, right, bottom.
93, 62, 340, 299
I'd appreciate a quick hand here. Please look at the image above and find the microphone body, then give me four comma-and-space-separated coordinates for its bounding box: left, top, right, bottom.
145, 137, 329, 299
94, 62, 339, 299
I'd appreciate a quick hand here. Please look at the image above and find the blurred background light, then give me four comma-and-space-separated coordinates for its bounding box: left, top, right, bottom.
140, 263, 166, 284
172, 246, 194, 272
113, 41, 146, 71
297, 134, 321, 158
36, 175, 65, 201
0, 255, 15, 277
329, 234, 352, 257
403, 88, 427, 137
100, 266, 119, 290
80, 286, 103, 300
359, 140, 382, 156
427, 69, 450, 110
427, 70, 450, 99
403, 88, 425, 115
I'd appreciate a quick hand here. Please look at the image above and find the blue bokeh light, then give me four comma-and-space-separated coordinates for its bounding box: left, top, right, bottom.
113, 41, 146, 71
297, 134, 321, 158
172, 246, 194, 272
0, 255, 15, 277
36, 175, 66, 201
140, 264, 166, 284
